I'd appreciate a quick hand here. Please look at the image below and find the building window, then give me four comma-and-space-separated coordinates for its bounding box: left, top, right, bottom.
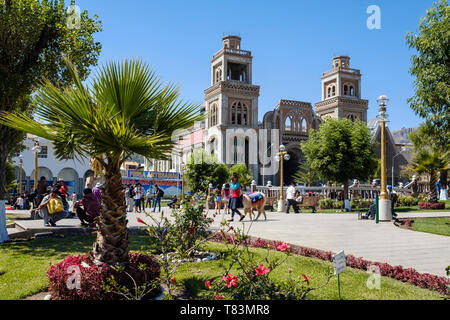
37, 146, 48, 158
285, 116, 292, 131
231, 101, 249, 125
233, 137, 238, 163
327, 84, 336, 98
209, 103, 218, 127
301, 118, 307, 133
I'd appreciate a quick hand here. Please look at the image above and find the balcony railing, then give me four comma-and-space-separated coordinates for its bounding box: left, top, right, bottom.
213, 48, 252, 59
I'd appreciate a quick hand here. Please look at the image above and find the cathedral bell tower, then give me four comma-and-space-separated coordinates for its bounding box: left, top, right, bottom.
204, 36, 260, 172
315, 56, 368, 122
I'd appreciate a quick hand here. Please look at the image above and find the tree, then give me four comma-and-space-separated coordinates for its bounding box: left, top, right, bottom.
409, 123, 449, 198
406, 0, 450, 148
229, 164, 253, 189
0, 0, 102, 199
184, 150, 229, 192
0, 58, 204, 265
293, 161, 320, 186
301, 118, 377, 199
410, 150, 448, 203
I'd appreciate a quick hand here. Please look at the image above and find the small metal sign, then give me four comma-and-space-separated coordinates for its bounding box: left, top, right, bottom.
333, 250, 346, 275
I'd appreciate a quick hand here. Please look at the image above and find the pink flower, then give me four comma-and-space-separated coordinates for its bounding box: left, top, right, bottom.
205, 281, 211, 289
227, 226, 234, 232
170, 277, 176, 284
277, 242, 291, 252
215, 295, 224, 300
302, 274, 311, 286
255, 264, 270, 276
288, 268, 293, 273
222, 273, 238, 288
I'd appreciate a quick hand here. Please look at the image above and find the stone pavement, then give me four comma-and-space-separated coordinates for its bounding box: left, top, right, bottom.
6, 208, 450, 277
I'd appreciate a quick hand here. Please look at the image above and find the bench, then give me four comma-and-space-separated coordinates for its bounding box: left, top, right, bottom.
297, 196, 320, 213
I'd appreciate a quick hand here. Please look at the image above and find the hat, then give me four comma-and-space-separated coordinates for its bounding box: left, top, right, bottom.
95, 182, 101, 187
387, 185, 392, 189
58, 178, 64, 182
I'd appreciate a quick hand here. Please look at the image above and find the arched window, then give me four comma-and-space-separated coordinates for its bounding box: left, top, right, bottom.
328, 87, 332, 98
231, 101, 249, 125
209, 103, 218, 127
344, 85, 348, 95
349, 86, 354, 96
285, 116, 292, 131
301, 118, 307, 133
332, 85, 336, 96
215, 68, 222, 83
327, 84, 336, 98
210, 138, 216, 155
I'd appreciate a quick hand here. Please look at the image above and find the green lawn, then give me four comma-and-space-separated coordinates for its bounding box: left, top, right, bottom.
411, 218, 450, 237
5, 215, 16, 224
0, 235, 444, 300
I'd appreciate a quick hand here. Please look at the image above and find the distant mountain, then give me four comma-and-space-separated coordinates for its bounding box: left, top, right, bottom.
391, 127, 416, 144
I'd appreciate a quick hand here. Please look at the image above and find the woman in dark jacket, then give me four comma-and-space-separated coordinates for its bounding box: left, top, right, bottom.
229, 173, 244, 222
74, 188, 100, 227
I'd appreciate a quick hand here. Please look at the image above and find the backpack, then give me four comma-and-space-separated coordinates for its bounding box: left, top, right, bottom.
48, 198, 64, 214
157, 188, 164, 198
130, 188, 136, 198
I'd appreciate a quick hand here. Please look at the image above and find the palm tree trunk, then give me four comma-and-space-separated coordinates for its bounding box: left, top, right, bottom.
428, 171, 438, 203
92, 160, 129, 265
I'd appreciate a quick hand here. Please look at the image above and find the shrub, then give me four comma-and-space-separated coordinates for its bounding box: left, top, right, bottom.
210, 234, 449, 295
205, 221, 332, 300
396, 196, 419, 207
351, 199, 372, 209
47, 252, 160, 300
418, 202, 445, 210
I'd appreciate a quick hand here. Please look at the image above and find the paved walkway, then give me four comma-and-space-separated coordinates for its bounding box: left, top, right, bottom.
6, 209, 450, 277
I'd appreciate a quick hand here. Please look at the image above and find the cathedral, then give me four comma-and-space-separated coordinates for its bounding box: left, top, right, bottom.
202, 35, 369, 185
142, 35, 411, 188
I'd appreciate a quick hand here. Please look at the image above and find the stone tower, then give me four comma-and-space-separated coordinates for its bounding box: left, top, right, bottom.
204, 36, 260, 178
315, 56, 368, 122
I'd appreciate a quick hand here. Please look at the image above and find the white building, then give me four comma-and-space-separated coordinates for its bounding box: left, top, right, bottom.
12, 134, 92, 196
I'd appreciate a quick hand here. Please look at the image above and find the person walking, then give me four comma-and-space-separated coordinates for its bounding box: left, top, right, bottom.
73, 188, 100, 228
152, 184, 164, 213
229, 173, 244, 222
133, 183, 144, 213
285, 184, 299, 213
222, 183, 230, 215
125, 184, 134, 212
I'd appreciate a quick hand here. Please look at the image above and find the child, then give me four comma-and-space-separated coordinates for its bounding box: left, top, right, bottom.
222, 183, 230, 215
214, 185, 222, 215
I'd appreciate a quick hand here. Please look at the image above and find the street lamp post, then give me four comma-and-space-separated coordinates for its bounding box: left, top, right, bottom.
377, 95, 392, 221
32, 140, 42, 192
275, 144, 290, 213
18, 155, 23, 195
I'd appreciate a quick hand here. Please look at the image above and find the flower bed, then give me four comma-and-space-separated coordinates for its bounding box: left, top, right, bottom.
210, 233, 449, 295
418, 202, 445, 210
47, 252, 161, 300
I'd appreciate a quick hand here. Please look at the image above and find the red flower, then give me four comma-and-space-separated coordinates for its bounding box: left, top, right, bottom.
213, 214, 216, 218
188, 227, 195, 233
222, 273, 238, 288
204, 214, 207, 218
227, 226, 234, 232
215, 295, 224, 300
205, 281, 211, 289
137, 218, 147, 225
255, 264, 270, 276
277, 242, 291, 252
170, 277, 176, 284
302, 274, 311, 286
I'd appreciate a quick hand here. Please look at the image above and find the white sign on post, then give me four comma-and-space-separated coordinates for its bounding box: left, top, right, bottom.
333, 250, 346, 275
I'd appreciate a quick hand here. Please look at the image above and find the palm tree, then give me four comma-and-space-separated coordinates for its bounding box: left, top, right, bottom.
410, 150, 448, 203
0, 58, 204, 265
293, 161, 319, 187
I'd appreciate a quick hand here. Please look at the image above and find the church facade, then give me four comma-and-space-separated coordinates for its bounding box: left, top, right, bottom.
202, 35, 369, 185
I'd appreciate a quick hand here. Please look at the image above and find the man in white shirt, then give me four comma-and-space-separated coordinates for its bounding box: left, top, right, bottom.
133, 183, 144, 213
285, 184, 299, 213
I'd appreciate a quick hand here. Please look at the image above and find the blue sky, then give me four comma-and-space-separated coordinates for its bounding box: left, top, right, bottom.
74, 0, 435, 130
